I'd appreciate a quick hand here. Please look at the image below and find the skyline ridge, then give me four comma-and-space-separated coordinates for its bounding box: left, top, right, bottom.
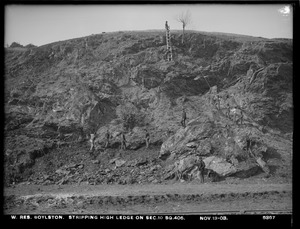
5, 4, 293, 46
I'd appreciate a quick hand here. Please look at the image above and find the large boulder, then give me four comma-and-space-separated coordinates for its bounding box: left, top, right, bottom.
109, 158, 126, 168
162, 154, 201, 181
203, 156, 237, 176
126, 127, 148, 150
164, 154, 238, 181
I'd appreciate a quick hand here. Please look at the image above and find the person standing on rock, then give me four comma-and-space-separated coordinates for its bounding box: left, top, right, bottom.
104, 129, 111, 149
224, 94, 230, 118
165, 21, 169, 30
225, 103, 231, 119
145, 129, 150, 148
231, 106, 239, 123
239, 99, 248, 125
244, 134, 253, 155
89, 133, 96, 152
120, 131, 127, 150
212, 94, 216, 107
239, 109, 244, 125
224, 124, 230, 137
181, 108, 187, 128
217, 95, 221, 110
196, 156, 206, 183
213, 95, 221, 110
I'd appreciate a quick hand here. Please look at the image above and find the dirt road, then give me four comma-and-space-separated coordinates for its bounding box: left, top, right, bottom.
4, 181, 292, 214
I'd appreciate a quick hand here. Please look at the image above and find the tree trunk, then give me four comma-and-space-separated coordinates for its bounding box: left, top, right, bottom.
182, 25, 185, 44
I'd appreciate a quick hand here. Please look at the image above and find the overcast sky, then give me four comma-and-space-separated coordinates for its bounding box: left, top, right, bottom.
5, 4, 293, 46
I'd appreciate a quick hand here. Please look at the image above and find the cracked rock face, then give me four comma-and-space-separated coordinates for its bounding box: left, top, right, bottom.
4, 31, 292, 185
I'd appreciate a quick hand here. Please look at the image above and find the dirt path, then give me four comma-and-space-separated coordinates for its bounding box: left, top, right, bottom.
4, 182, 292, 214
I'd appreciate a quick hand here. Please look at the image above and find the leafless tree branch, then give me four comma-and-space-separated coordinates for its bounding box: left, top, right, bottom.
176, 10, 192, 44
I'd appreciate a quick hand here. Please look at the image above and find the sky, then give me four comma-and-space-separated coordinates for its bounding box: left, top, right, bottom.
5, 4, 293, 47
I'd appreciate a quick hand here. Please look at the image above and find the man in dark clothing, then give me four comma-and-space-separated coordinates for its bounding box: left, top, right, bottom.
216, 95, 221, 110
165, 21, 169, 30
197, 157, 206, 183
224, 124, 230, 137
223, 94, 230, 117
239, 100, 248, 125
120, 131, 127, 150
239, 109, 244, 124
243, 134, 253, 156
104, 129, 110, 149
77, 127, 85, 142
145, 130, 150, 148
225, 103, 231, 118
181, 109, 187, 128
246, 137, 252, 154
211, 95, 216, 107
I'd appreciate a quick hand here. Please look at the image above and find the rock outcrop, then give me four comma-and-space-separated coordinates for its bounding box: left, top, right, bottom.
4, 30, 293, 185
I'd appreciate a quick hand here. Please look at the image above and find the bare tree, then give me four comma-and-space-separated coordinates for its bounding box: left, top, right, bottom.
176, 10, 192, 44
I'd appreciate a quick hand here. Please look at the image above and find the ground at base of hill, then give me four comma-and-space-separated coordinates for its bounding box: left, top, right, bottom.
4, 182, 292, 214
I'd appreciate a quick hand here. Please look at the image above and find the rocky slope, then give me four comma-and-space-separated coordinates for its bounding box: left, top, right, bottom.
4, 30, 293, 186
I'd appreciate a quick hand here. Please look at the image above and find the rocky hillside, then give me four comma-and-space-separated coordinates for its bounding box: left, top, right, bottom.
4, 30, 293, 186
